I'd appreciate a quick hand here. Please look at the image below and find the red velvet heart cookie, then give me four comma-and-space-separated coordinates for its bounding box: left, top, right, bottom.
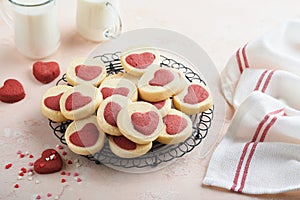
34, 149, 63, 174
0, 79, 25, 103
120, 48, 160, 77
33, 61, 60, 84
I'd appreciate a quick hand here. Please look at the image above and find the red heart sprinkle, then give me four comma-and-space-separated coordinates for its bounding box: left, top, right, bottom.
5, 163, 12, 169
75, 65, 102, 81
61, 178, 66, 183
14, 184, 19, 189
29, 155, 34, 158
149, 69, 174, 86
21, 167, 27, 173
65, 92, 92, 111
61, 171, 66, 175
131, 111, 159, 135
125, 52, 156, 69
67, 160, 73, 165
19, 154, 25, 158
0, 79, 25, 103
32, 61, 60, 84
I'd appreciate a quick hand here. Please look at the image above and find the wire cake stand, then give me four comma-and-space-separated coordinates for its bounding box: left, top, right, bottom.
49, 50, 214, 173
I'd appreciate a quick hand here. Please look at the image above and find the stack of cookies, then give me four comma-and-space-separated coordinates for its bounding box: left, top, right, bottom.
41, 47, 213, 158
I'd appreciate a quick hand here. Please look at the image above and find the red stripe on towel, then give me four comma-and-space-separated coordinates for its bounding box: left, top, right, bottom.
242, 44, 249, 69
230, 108, 284, 192
261, 70, 275, 93
236, 48, 243, 74
254, 69, 268, 91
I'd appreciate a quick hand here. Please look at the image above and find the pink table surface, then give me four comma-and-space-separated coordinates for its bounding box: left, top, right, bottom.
1, 0, 300, 199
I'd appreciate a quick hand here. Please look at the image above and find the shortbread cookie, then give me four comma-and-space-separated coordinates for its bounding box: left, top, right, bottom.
96, 95, 130, 136
66, 57, 107, 86
157, 109, 193, 144
34, 149, 63, 174
41, 85, 72, 122
65, 116, 105, 155
104, 72, 140, 86
173, 82, 213, 115
117, 102, 164, 144
149, 98, 172, 117
138, 67, 185, 102
108, 135, 152, 158
60, 84, 102, 120
99, 77, 138, 101
120, 47, 160, 77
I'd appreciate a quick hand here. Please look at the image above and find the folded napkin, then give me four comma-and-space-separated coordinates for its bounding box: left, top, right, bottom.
203, 19, 300, 194
203, 92, 300, 194
221, 19, 300, 106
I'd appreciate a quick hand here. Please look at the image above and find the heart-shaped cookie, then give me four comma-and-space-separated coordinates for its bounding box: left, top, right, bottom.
69, 123, 99, 147
149, 69, 175, 86
101, 87, 130, 99
75, 65, 102, 81
183, 84, 209, 104
32, 61, 60, 84
0, 79, 25, 103
125, 52, 156, 69
104, 102, 122, 127
65, 92, 92, 111
34, 149, 63, 174
44, 93, 63, 111
163, 114, 188, 135
131, 111, 159, 135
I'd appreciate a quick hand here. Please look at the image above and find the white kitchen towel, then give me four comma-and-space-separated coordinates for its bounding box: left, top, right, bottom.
203, 92, 300, 194
232, 68, 300, 110
221, 19, 300, 106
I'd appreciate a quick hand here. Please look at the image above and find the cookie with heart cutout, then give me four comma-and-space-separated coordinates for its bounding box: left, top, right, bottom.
65, 116, 106, 155
148, 98, 172, 117
117, 101, 164, 145
138, 67, 185, 102
120, 47, 160, 77
157, 109, 193, 145
99, 76, 138, 101
173, 82, 213, 115
34, 149, 63, 174
66, 57, 107, 87
108, 135, 152, 158
60, 84, 102, 120
32, 61, 60, 84
96, 95, 131, 136
41, 85, 72, 122
0, 79, 25, 103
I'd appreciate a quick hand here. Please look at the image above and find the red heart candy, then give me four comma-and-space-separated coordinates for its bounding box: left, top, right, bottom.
104, 102, 122, 127
0, 79, 25, 103
101, 87, 129, 99
125, 52, 156, 69
65, 92, 92, 111
163, 114, 188, 135
32, 61, 60, 84
113, 136, 137, 150
34, 149, 62, 174
69, 123, 99, 147
149, 69, 174, 86
183, 84, 209, 104
75, 65, 102, 81
131, 111, 159, 136
44, 93, 63, 111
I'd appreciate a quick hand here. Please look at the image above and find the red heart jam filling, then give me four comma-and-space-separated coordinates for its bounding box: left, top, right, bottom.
101, 87, 130, 99
183, 84, 209, 104
75, 65, 102, 81
113, 136, 137, 150
149, 69, 175, 86
151, 100, 166, 110
34, 149, 62, 174
0, 79, 26, 103
104, 102, 122, 127
69, 123, 99, 147
44, 93, 63, 111
163, 114, 188, 135
125, 52, 156, 69
65, 92, 92, 111
131, 111, 159, 136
